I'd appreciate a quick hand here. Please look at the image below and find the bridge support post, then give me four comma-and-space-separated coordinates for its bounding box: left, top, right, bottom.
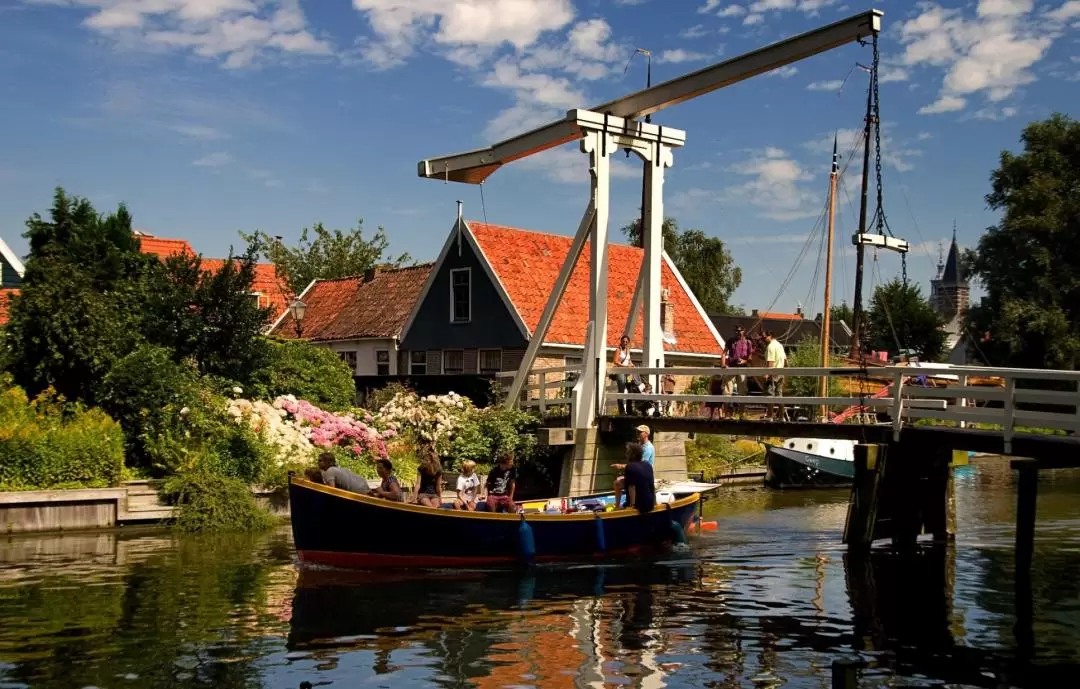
1014, 459, 1038, 577
843, 443, 886, 550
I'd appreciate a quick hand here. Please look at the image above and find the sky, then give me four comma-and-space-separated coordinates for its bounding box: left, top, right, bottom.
1, 0, 1078, 315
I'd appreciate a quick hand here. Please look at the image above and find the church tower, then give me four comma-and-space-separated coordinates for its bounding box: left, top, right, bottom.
930, 223, 969, 334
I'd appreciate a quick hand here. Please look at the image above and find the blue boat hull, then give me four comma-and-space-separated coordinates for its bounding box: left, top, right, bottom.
764, 445, 855, 489
289, 477, 700, 569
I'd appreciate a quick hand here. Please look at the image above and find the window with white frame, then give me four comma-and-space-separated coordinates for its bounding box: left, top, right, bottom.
375, 350, 391, 376
479, 349, 502, 374
450, 268, 471, 323
410, 350, 427, 375
443, 349, 464, 374
338, 350, 358, 372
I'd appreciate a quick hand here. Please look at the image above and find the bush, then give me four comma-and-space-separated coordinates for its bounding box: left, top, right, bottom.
686, 434, 764, 480
0, 379, 125, 490
449, 405, 540, 474
247, 339, 356, 411
164, 470, 276, 534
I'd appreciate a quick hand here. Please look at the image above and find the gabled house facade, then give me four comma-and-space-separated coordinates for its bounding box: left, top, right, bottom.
0, 237, 25, 326
397, 218, 726, 377
269, 264, 433, 375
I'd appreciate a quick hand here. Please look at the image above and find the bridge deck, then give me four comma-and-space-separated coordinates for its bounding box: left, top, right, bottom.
589, 415, 1078, 461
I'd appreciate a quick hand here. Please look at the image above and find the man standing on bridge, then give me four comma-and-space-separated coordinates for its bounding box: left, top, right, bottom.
763, 331, 787, 421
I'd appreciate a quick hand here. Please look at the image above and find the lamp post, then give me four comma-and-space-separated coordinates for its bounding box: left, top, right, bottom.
289, 298, 307, 338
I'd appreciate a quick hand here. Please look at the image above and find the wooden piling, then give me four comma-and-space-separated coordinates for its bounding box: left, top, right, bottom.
926, 446, 956, 543
844, 443, 886, 550
1013, 459, 1038, 577
831, 659, 859, 689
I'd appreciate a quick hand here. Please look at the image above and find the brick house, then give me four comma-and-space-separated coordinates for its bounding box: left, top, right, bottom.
397, 218, 726, 384
268, 264, 433, 375
0, 237, 25, 326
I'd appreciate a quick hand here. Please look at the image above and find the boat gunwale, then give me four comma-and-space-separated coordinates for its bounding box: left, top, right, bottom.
289, 477, 699, 522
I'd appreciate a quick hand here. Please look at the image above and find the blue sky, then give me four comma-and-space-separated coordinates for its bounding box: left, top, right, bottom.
1, 0, 1078, 314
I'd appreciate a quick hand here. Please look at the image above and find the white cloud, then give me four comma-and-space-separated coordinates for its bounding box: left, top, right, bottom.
169, 123, 228, 140
193, 151, 234, 167
717, 4, 747, 16
766, 65, 798, 77
879, 66, 910, 83
730, 232, 812, 244
306, 179, 329, 194
723, 147, 823, 221
802, 127, 923, 173
1046, 1, 1080, 23
743, 13, 764, 25
918, 95, 967, 114
969, 105, 1019, 120
679, 24, 710, 39
699, 0, 725, 13
658, 48, 713, 64
898, 2, 1065, 114
352, 0, 575, 68
49, 0, 331, 67
807, 79, 844, 91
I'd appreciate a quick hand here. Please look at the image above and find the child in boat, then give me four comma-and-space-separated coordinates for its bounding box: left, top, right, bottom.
485, 452, 518, 513
454, 460, 481, 511
370, 458, 404, 502
414, 445, 444, 508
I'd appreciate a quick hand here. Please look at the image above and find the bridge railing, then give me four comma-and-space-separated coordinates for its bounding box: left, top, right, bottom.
499, 364, 1080, 452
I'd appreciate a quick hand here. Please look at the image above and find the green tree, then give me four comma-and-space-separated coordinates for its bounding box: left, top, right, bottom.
831, 302, 854, 326
621, 216, 742, 314
247, 339, 357, 411
868, 279, 947, 361
966, 114, 1080, 369
6, 189, 151, 403
245, 220, 410, 296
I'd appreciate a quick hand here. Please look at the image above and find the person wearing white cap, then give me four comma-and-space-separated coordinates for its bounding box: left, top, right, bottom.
612, 425, 654, 507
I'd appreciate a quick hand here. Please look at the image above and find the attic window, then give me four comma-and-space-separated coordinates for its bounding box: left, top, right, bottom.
450, 268, 471, 323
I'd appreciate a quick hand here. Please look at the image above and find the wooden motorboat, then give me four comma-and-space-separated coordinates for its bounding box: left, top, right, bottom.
289, 476, 701, 570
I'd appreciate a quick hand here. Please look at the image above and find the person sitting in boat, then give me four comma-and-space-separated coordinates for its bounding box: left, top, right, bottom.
414, 445, 444, 508
612, 425, 655, 507
370, 458, 404, 502
453, 460, 481, 511
484, 452, 517, 513
316, 452, 369, 494
618, 442, 656, 513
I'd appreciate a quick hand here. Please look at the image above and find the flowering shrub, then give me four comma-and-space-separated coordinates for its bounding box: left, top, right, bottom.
375, 390, 472, 456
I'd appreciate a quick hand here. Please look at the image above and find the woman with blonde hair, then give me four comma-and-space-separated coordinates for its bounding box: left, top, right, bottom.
414, 443, 444, 508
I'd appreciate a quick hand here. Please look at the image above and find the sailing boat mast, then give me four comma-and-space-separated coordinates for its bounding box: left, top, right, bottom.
850, 77, 874, 358
820, 136, 839, 421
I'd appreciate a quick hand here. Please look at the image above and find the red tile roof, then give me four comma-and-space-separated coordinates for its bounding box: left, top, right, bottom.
0, 288, 17, 326
271, 264, 433, 341
467, 222, 722, 355
135, 233, 292, 320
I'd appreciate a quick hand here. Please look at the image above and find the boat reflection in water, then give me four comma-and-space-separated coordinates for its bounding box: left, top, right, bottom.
287, 562, 700, 688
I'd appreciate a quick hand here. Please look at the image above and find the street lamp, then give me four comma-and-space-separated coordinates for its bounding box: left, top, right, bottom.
288, 298, 307, 338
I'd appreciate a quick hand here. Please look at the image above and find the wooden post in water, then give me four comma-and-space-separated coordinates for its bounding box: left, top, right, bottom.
925, 446, 957, 543
831, 659, 859, 689
1013, 458, 1038, 577
844, 443, 886, 549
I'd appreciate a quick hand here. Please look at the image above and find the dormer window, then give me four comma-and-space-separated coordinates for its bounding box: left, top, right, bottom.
450, 268, 471, 323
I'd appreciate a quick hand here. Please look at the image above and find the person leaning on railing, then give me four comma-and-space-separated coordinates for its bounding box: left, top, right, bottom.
611, 334, 635, 415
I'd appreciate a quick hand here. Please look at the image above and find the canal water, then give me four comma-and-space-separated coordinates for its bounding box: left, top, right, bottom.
1, 459, 1078, 689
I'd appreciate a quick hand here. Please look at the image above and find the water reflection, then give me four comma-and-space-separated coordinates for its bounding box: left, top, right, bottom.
0, 461, 1078, 689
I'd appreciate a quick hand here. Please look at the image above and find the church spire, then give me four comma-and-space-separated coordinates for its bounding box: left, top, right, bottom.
942, 222, 961, 284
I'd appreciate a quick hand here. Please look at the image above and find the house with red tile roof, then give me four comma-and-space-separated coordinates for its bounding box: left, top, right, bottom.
0, 237, 25, 326
133, 231, 292, 324
397, 219, 725, 377
268, 264, 433, 375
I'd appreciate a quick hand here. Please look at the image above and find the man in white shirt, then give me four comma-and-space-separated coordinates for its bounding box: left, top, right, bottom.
763, 330, 787, 421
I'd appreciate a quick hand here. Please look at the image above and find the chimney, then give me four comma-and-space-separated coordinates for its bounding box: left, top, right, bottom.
751, 308, 760, 318
363, 267, 378, 283
660, 288, 674, 339
796, 303, 803, 318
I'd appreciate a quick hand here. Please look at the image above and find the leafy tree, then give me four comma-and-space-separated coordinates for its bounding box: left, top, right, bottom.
966, 114, 1080, 369
868, 279, 947, 361
831, 302, 854, 326
247, 339, 357, 411
244, 220, 411, 296
6, 189, 150, 403
621, 216, 743, 314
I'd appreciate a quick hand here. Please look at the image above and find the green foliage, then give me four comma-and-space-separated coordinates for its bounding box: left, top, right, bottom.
686, 434, 765, 480
785, 336, 844, 399
164, 470, 275, 534
621, 216, 742, 314
248, 339, 356, 411
868, 279, 947, 362
449, 406, 541, 474
831, 302, 854, 326
0, 378, 125, 490
966, 114, 1080, 369
244, 220, 411, 296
